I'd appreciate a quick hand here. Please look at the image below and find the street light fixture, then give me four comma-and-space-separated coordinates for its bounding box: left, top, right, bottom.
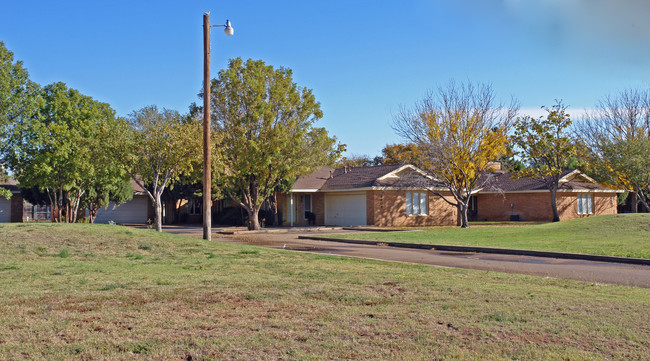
203, 12, 233, 241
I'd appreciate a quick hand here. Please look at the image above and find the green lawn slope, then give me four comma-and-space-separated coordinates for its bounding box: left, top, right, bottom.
0, 223, 648, 359
334, 214, 650, 259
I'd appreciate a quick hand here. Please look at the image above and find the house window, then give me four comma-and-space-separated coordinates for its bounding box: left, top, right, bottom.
303, 194, 312, 219
188, 199, 202, 215
577, 194, 593, 214
406, 192, 427, 216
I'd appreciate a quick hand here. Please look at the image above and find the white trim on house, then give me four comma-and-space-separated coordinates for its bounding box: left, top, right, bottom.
290, 189, 320, 193
559, 170, 597, 184
376, 164, 439, 182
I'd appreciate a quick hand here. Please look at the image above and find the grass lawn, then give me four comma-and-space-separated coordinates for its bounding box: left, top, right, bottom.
333, 214, 650, 259
0, 223, 649, 360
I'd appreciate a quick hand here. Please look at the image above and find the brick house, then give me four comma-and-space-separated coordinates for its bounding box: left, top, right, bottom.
275, 165, 621, 227
472, 170, 621, 222
2, 166, 621, 226
276, 164, 458, 227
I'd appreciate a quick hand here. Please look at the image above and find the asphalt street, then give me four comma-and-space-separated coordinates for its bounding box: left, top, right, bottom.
132, 225, 650, 288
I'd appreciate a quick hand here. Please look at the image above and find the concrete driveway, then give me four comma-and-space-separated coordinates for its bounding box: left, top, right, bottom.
133, 225, 650, 288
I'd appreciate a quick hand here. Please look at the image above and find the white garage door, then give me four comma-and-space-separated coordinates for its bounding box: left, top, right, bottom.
94, 197, 148, 224
0, 198, 10, 223
325, 192, 367, 226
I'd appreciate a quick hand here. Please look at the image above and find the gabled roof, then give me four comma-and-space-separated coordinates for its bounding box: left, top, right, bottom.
292, 164, 446, 192
292, 166, 335, 191
130, 178, 148, 195
291, 165, 620, 194
321, 164, 403, 190
478, 170, 620, 193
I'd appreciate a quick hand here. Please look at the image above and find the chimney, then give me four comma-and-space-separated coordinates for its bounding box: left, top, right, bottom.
329, 170, 333, 179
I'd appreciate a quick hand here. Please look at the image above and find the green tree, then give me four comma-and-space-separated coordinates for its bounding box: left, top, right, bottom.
209, 58, 342, 230
82, 174, 133, 223
336, 154, 381, 168
577, 88, 650, 212
0, 41, 41, 199
393, 81, 516, 228
112, 105, 201, 231
511, 102, 576, 222
5, 82, 117, 222
601, 136, 650, 211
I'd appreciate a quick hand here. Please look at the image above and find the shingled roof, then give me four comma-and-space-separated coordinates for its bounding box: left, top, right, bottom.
291, 165, 617, 193
291, 164, 447, 191
292, 166, 335, 191
320, 165, 404, 190
0, 177, 20, 194
478, 170, 616, 193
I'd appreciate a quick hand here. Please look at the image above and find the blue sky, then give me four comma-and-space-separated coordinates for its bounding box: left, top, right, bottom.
2, 1, 650, 157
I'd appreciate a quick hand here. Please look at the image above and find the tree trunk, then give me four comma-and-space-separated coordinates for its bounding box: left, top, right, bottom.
70, 189, 84, 223
246, 205, 262, 230
269, 195, 279, 226
457, 202, 470, 228
635, 189, 649, 213
154, 194, 163, 232
46, 188, 58, 223
88, 205, 97, 223
629, 192, 639, 213
58, 188, 64, 223
550, 188, 560, 222
65, 191, 71, 223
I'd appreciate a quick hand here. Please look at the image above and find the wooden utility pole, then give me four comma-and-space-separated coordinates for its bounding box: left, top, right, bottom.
202, 12, 212, 241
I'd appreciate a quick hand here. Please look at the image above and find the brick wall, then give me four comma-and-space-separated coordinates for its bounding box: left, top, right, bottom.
369, 190, 457, 226
476, 191, 618, 222
556, 192, 617, 220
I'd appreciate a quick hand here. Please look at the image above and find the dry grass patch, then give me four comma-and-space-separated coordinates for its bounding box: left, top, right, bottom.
0, 223, 648, 360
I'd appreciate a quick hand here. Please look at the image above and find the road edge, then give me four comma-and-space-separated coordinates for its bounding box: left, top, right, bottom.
297, 235, 650, 266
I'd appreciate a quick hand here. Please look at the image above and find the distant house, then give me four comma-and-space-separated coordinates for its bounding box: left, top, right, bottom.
0, 178, 154, 224
472, 169, 621, 222
1, 166, 622, 226
92, 180, 153, 224
0, 179, 23, 223
275, 165, 622, 227
276, 164, 458, 227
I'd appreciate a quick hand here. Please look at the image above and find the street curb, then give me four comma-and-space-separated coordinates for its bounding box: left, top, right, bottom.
297, 236, 650, 266
217, 227, 343, 235
341, 227, 415, 232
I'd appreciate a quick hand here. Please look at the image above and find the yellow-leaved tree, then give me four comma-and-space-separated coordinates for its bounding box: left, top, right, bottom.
393, 80, 516, 228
